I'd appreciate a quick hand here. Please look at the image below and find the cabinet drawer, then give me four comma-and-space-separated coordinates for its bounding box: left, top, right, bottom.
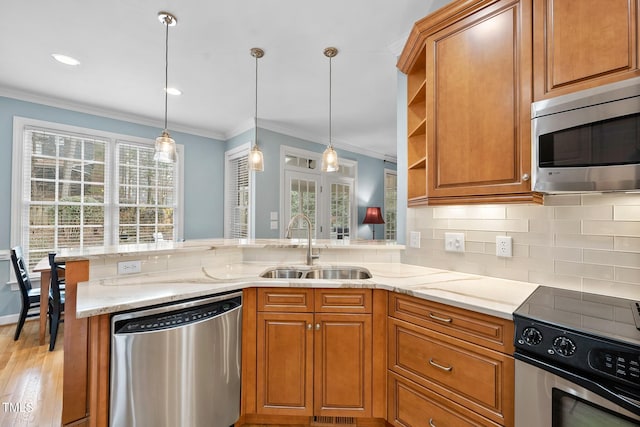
389, 293, 514, 353
388, 372, 501, 427
257, 288, 313, 312
314, 289, 372, 313
389, 318, 514, 426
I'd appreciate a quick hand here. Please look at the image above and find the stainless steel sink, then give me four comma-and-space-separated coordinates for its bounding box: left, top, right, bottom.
303, 267, 371, 280
259, 268, 305, 279
259, 266, 371, 280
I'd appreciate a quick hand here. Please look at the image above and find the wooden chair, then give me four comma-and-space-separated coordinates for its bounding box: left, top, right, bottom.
10, 246, 42, 341
48, 252, 66, 351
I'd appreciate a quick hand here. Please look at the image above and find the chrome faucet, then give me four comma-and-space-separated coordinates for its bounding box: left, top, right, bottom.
286, 213, 319, 265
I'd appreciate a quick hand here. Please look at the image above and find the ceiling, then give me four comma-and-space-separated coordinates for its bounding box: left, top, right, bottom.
1, 0, 451, 159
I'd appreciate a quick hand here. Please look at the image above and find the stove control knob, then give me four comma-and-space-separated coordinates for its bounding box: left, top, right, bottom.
553, 336, 576, 357
522, 327, 543, 346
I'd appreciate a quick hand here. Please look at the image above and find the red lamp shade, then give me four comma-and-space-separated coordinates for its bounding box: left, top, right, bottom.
363, 207, 385, 224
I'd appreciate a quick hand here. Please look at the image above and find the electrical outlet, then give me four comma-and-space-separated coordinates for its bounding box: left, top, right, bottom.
444, 232, 465, 253
496, 236, 513, 257
118, 260, 142, 275
409, 231, 421, 248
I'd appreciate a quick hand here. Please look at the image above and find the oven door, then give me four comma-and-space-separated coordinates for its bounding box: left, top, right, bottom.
515, 358, 640, 426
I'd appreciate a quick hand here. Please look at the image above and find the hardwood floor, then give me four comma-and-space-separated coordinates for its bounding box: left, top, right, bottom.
0, 320, 63, 427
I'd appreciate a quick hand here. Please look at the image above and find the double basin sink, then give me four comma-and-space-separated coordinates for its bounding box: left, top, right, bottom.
260, 266, 372, 280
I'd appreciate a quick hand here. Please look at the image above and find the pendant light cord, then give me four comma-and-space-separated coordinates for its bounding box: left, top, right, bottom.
163, 17, 169, 132
254, 51, 258, 145
329, 54, 332, 149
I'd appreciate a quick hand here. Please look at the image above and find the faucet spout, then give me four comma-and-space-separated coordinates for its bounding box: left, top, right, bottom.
286, 213, 318, 265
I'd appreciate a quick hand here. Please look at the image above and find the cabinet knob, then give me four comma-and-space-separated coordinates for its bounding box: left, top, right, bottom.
307, 323, 312, 330
522, 173, 530, 181
315, 323, 321, 330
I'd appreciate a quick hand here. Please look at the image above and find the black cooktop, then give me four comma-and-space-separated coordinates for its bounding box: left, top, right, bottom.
514, 286, 640, 348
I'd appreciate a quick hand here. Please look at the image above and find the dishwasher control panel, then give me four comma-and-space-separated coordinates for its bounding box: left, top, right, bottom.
114, 295, 241, 333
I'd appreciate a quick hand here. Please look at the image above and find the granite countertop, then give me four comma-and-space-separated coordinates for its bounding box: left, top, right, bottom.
76, 261, 538, 320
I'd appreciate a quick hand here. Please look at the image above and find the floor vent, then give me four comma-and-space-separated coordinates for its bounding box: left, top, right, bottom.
311, 416, 356, 426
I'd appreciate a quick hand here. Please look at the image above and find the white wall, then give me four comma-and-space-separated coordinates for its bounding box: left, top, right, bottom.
403, 193, 640, 300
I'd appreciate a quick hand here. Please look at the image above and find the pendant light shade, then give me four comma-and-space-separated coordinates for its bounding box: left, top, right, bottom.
248, 48, 264, 172
322, 47, 339, 172
154, 11, 177, 163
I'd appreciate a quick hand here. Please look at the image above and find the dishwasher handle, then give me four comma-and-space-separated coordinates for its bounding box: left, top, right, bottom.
113, 294, 241, 334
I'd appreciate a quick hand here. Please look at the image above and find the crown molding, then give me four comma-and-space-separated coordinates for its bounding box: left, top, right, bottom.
0, 86, 226, 141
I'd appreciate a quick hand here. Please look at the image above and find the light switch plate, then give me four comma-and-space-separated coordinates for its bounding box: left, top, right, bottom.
270, 211, 278, 220
118, 260, 142, 275
270, 220, 278, 230
444, 232, 465, 253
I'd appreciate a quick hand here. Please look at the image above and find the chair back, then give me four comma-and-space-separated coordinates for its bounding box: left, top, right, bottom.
48, 252, 63, 310
10, 246, 32, 299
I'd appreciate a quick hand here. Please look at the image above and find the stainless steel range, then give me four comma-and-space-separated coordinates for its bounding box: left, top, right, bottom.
513, 286, 640, 426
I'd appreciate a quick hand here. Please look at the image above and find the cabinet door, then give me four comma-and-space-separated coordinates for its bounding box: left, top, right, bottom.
533, 0, 640, 99
425, 0, 532, 201
314, 313, 372, 417
256, 312, 314, 416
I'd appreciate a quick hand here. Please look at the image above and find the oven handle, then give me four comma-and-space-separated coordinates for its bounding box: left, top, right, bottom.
515, 351, 640, 417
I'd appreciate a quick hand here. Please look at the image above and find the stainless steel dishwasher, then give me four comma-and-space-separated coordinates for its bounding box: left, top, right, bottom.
110, 291, 242, 427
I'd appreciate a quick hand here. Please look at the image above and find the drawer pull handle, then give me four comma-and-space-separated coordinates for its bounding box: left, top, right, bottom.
429, 358, 453, 372
429, 312, 452, 323
429, 418, 436, 427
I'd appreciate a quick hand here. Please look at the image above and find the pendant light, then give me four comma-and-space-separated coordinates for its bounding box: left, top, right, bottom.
154, 11, 178, 163
248, 48, 265, 171
322, 47, 339, 172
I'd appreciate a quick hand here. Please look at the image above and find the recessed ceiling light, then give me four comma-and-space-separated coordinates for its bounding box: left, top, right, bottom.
51, 54, 81, 66
165, 87, 182, 96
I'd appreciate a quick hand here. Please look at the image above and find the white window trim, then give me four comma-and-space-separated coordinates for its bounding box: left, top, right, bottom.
11, 116, 185, 265
224, 142, 255, 239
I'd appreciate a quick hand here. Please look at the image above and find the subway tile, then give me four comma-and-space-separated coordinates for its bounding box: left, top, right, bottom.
582, 279, 640, 300
582, 220, 640, 237
555, 261, 614, 281
507, 205, 554, 220
614, 205, 640, 221
530, 219, 581, 234
555, 234, 614, 250
529, 245, 582, 262
582, 193, 640, 206
509, 231, 554, 246
615, 267, 640, 284
543, 194, 582, 206
433, 205, 506, 219
447, 219, 528, 232
583, 249, 640, 268
528, 271, 582, 291
554, 205, 613, 220
463, 230, 499, 243
509, 256, 554, 273
614, 236, 640, 251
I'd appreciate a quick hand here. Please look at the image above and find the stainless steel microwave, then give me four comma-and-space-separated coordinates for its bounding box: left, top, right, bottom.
532, 76, 640, 193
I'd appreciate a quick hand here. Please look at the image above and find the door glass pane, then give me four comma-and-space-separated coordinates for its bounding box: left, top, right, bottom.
289, 178, 317, 238
330, 183, 350, 240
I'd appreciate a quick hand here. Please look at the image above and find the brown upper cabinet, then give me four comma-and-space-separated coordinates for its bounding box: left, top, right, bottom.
400, 0, 536, 206
533, 0, 640, 100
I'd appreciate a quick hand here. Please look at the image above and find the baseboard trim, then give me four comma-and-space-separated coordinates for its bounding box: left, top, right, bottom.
0, 312, 38, 326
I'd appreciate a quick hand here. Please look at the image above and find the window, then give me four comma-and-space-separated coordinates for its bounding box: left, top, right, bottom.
12, 118, 183, 270
384, 169, 397, 241
224, 144, 252, 238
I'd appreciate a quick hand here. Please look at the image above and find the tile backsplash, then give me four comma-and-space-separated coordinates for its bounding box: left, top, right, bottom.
403, 193, 640, 300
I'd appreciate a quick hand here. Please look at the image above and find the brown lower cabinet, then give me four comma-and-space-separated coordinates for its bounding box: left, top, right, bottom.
239, 287, 388, 425
387, 294, 515, 427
